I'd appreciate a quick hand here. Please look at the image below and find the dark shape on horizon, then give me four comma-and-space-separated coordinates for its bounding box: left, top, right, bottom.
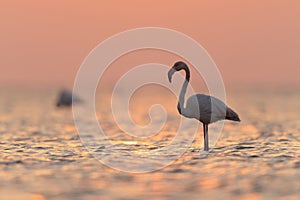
168, 61, 240, 152
56, 90, 81, 107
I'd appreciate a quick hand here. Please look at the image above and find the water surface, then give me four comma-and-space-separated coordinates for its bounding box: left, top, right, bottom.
0, 88, 299, 199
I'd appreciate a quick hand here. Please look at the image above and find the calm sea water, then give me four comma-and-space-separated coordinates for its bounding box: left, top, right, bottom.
0, 88, 299, 200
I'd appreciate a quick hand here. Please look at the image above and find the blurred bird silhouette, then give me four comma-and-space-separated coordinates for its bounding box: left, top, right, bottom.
56, 90, 81, 107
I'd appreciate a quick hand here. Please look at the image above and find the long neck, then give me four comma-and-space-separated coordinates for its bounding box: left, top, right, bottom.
177, 66, 190, 114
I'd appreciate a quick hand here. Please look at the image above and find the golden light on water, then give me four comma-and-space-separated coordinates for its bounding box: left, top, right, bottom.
1, 79, 300, 199
121, 141, 139, 145
31, 194, 46, 200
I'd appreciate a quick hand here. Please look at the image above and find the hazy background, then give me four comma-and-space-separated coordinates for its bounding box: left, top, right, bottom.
0, 0, 299, 88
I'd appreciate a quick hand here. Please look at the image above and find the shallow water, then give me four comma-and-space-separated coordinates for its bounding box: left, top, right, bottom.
0, 88, 299, 200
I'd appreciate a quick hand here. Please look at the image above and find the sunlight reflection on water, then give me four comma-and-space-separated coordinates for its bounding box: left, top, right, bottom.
0, 88, 299, 199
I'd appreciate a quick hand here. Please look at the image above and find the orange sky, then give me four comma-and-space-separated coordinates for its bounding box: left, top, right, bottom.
0, 0, 299, 88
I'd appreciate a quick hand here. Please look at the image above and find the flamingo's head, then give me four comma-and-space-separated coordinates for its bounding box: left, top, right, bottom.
168, 61, 188, 83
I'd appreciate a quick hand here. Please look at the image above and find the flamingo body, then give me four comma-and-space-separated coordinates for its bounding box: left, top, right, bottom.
183, 94, 240, 124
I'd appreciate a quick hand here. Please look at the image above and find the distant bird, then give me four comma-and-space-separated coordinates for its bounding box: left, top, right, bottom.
168, 61, 240, 151
56, 90, 81, 107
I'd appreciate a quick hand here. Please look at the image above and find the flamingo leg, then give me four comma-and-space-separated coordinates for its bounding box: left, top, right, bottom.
203, 124, 209, 151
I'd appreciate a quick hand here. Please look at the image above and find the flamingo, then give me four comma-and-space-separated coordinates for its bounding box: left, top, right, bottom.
168, 61, 240, 151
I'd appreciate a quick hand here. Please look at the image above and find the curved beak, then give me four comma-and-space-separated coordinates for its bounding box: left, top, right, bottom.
168, 68, 176, 83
